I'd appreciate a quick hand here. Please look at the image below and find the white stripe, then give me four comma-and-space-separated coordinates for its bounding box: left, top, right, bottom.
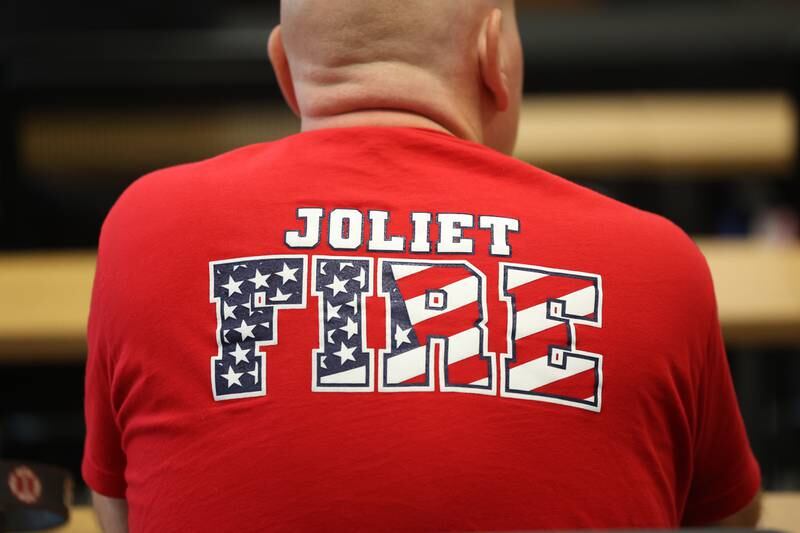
386, 328, 480, 384
320, 365, 367, 384
507, 269, 549, 290
508, 354, 594, 392
514, 286, 595, 340
470, 377, 489, 387
386, 346, 427, 384
391, 264, 430, 280
446, 328, 480, 364
405, 276, 478, 325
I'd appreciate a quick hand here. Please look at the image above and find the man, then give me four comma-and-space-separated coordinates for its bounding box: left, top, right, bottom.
83, 1, 761, 531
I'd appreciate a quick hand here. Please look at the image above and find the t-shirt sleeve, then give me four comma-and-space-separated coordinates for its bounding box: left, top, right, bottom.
681, 298, 761, 525
82, 228, 128, 499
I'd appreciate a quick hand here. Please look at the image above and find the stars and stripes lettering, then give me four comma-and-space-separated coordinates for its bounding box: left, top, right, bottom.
209, 256, 306, 401
207, 247, 605, 413
312, 256, 374, 391
378, 260, 495, 395
499, 263, 603, 412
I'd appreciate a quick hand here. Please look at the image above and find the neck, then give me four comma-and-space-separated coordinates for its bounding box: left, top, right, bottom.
293, 68, 483, 144
300, 110, 464, 138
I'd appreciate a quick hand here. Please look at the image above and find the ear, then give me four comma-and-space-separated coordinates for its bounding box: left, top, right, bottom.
268, 25, 301, 117
478, 9, 510, 112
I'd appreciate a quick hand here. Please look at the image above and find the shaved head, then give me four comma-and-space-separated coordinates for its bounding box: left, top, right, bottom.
281, 0, 497, 75
270, 0, 523, 153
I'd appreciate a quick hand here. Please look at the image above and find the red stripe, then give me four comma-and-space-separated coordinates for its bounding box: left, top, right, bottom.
401, 372, 428, 385
446, 353, 491, 386
395, 265, 471, 301
507, 323, 569, 369
508, 274, 594, 312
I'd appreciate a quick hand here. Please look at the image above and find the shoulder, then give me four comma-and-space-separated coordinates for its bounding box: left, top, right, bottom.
100, 141, 274, 236
544, 164, 705, 256
585, 179, 714, 292
519, 163, 716, 296
119, 141, 273, 202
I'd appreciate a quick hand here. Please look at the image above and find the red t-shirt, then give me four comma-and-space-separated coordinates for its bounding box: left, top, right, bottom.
83, 126, 760, 532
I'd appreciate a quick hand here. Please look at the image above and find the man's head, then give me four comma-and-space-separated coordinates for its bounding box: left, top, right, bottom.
269, 0, 523, 154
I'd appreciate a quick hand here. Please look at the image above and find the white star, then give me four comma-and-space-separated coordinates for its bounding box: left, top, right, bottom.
228, 343, 250, 364
319, 261, 328, 276
395, 325, 412, 348
221, 366, 243, 387
222, 330, 230, 343
223, 302, 237, 320
258, 322, 270, 330
249, 269, 270, 289
339, 317, 359, 339
327, 302, 342, 321
221, 276, 243, 296
235, 320, 256, 340
346, 294, 358, 312
277, 263, 299, 284
248, 366, 259, 384
352, 268, 366, 288
233, 264, 247, 271
326, 275, 348, 297
333, 342, 357, 365
341, 262, 354, 269
327, 329, 336, 344
320, 355, 328, 369
271, 288, 292, 302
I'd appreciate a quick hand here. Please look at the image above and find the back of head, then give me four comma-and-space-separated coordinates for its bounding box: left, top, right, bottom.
271, 0, 523, 154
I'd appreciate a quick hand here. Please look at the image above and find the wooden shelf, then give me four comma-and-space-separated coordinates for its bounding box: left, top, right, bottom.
697, 239, 800, 345
0, 251, 96, 361
20, 93, 796, 181
516, 93, 796, 177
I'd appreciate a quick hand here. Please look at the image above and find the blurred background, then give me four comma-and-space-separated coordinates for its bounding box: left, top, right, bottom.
1, 0, 799, 529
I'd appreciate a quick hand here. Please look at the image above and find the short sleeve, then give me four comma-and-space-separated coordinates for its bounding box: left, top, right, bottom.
82, 229, 128, 498
681, 301, 761, 525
